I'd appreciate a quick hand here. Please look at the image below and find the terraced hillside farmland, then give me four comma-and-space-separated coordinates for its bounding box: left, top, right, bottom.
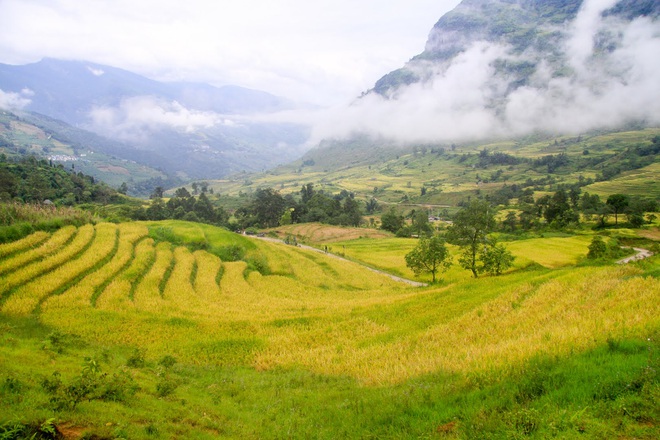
206, 129, 660, 207
1, 221, 659, 439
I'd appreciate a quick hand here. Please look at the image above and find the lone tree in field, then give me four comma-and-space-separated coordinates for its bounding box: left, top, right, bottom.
405, 235, 452, 283
606, 194, 629, 225
447, 199, 496, 278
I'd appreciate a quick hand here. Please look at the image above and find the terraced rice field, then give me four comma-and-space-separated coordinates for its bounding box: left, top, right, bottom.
0, 221, 657, 386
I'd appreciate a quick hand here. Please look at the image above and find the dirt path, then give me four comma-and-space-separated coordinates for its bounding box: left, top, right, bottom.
617, 247, 654, 264
253, 235, 428, 287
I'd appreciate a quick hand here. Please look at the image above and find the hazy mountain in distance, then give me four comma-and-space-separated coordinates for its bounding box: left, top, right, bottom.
0, 58, 296, 125
0, 58, 309, 180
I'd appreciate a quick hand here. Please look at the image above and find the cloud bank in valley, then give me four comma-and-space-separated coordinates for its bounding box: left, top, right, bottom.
307, 0, 660, 145
88, 96, 236, 142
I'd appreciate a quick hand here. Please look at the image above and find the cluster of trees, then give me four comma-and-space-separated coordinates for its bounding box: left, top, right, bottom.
405, 200, 515, 282
234, 184, 363, 229
380, 208, 434, 237
501, 189, 657, 231
0, 155, 120, 205
138, 187, 228, 226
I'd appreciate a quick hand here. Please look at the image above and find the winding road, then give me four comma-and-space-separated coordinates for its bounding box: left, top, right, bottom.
617, 247, 654, 264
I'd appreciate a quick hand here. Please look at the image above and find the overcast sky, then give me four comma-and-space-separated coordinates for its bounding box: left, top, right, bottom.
0, 0, 461, 106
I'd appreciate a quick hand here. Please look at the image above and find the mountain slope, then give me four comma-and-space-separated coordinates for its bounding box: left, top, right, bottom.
0, 59, 309, 180
0, 110, 170, 194
373, 0, 659, 97
0, 58, 296, 125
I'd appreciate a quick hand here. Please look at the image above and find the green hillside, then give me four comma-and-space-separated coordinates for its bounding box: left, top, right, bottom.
0, 220, 658, 438
206, 128, 660, 208
0, 111, 167, 194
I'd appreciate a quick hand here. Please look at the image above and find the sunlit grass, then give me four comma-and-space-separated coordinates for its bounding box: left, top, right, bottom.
507, 235, 592, 268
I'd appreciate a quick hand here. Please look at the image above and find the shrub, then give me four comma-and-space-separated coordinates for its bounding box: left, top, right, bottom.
155, 375, 179, 397
158, 355, 177, 368
587, 236, 607, 259
126, 348, 146, 368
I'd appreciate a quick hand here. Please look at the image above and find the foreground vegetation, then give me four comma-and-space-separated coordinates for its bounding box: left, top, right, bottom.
0, 127, 658, 438
1, 219, 658, 438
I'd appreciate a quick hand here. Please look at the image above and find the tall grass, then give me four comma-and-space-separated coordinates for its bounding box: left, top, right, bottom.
96, 238, 155, 311
0, 226, 76, 277
133, 241, 172, 310
193, 250, 222, 302
41, 223, 146, 311
162, 246, 201, 310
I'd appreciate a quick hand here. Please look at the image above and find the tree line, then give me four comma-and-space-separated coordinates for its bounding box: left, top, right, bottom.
0, 155, 121, 205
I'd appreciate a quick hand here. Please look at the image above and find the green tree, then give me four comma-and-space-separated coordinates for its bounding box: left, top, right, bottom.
300, 183, 315, 204
380, 207, 405, 233
411, 209, 433, 237
280, 208, 293, 226
502, 210, 517, 232
447, 199, 496, 278
405, 235, 452, 283
365, 198, 379, 215
606, 194, 629, 225
480, 241, 515, 275
146, 197, 168, 220
341, 196, 362, 227
251, 188, 285, 228
193, 192, 216, 223
587, 235, 607, 259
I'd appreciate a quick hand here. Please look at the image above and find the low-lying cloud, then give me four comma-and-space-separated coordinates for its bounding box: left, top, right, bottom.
88, 95, 236, 142
0, 88, 32, 111
305, 0, 660, 145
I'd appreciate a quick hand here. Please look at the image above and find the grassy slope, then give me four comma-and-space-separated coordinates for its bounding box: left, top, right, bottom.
0, 220, 658, 438
205, 128, 660, 207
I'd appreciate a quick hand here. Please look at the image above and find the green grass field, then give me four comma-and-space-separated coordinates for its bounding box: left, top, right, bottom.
0, 221, 658, 439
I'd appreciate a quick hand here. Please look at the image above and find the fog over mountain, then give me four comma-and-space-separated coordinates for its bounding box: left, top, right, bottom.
308, 0, 660, 145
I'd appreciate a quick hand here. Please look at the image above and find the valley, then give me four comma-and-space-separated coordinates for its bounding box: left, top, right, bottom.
1, 0, 659, 438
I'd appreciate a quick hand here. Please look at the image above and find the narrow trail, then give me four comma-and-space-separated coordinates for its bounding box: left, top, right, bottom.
617, 247, 654, 264
253, 235, 428, 287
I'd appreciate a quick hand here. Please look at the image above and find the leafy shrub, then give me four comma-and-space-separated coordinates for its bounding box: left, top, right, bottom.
216, 244, 245, 262
0, 418, 59, 440
158, 355, 177, 368
587, 236, 607, 259
125, 348, 146, 368
155, 374, 179, 397
246, 252, 270, 275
